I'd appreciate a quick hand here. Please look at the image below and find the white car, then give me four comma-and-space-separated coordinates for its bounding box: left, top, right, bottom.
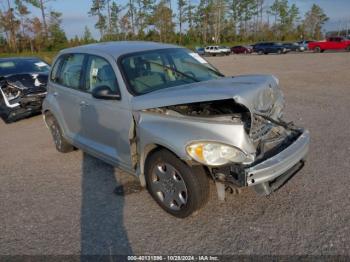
205, 46, 231, 56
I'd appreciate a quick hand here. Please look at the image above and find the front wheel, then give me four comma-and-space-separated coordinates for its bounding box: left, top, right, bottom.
346, 45, 350, 51
145, 149, 209, 218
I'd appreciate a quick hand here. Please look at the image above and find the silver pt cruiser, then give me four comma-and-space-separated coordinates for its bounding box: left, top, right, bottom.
43, 42, 310, 218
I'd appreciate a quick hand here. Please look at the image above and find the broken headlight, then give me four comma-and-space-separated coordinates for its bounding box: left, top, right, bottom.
186, 142, 254, 166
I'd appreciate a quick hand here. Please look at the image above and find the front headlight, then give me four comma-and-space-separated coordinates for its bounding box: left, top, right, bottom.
186, 142, 254, 166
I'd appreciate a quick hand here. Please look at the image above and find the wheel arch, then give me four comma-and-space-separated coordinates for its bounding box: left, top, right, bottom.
42, 109, 68, 140
138, 142, 194, 187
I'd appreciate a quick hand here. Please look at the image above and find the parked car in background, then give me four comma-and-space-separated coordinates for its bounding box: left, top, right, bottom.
282, 42, 304, 52
195, 47, 205, 56
252, 42, 288, 54
298, 40, 313, 51
204, 46, 231, 56
231, 45, 253, 54
308, 37, 350, 52
43, 42, 309, 218
0, 57, 49, 123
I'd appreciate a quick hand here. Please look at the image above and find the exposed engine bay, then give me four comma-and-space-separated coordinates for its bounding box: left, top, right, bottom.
142, 98, 303, 192
0, 73, 48, 122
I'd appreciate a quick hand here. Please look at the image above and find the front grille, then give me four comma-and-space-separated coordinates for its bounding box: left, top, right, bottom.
250, 114, 273, 141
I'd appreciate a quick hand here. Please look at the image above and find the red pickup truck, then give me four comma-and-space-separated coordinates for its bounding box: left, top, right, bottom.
308, 37, 350, 52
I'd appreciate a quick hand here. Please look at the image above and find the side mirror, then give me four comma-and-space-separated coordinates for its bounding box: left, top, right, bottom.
92, 85, 121, 100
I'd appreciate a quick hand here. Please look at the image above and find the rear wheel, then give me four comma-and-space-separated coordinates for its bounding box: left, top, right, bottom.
145, 149, 209, 218
277, 49, 282, 54
314, 46, 321, 53
347, 45, 350, 51
45, 112, 74, 153
258, 50, 263, 55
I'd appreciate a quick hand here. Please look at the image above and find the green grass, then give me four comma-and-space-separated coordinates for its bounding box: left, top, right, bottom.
0, 51, 58, 64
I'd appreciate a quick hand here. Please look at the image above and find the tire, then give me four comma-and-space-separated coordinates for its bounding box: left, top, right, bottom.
45, 112, 74, 153
258, 50, 263, 55
277, 49, 282, 54
347, 45, 350, 51
145, 149, 210, 218
314, 46, 321, 53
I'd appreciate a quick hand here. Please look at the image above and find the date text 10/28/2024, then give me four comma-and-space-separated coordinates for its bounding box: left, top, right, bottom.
127, 255, 219, 261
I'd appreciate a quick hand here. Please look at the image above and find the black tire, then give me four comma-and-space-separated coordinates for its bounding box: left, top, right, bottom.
314, 46, 321, 53
258, 50, 263, 55
277, 49, 282, 54
45, 112, 74, 153
145, 149, 210, 218
347, 45, 350, 51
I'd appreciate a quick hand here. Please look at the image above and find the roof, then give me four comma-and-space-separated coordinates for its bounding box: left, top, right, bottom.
59, 41, 181, 59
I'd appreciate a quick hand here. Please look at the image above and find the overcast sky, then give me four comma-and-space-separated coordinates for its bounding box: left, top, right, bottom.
25, 0, 350, 39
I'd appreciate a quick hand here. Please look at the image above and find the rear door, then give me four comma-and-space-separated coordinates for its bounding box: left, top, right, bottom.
50, 53, 86, 141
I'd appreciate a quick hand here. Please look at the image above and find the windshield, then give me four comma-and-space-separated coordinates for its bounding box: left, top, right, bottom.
0, 58, 50, 76
120, 48, 223, 95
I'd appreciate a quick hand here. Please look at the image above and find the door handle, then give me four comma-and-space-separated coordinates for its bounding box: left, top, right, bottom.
79, 101, 89, 107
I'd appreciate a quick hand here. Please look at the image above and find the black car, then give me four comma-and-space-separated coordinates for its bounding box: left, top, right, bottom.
0, 57, 50, 123
252, 42, 288, 55
282, 42, 303, 52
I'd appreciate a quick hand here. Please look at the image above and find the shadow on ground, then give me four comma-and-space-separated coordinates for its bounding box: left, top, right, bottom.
80, 153, 134, 256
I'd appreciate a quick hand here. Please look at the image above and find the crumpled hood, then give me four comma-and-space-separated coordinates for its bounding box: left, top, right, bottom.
131, 74, 284, 117
4, 73, 48, 92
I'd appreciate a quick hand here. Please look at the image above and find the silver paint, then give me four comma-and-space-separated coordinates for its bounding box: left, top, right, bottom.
43, 41, 309, 196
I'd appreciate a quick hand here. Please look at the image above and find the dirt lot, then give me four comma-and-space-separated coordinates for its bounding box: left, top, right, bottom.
1, 52, 350, 256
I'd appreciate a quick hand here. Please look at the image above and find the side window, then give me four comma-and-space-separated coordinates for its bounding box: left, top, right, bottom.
84, 56, 118, 93
50, 57, 63, 82
57, 54, 85, 89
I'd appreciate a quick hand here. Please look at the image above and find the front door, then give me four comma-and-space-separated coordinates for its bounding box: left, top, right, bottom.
79, 55, 133, 169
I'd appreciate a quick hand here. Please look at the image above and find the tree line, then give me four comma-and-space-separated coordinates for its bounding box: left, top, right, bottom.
0, 0, 330, 53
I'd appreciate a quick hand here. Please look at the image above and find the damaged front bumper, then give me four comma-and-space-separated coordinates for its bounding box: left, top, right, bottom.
212, 129, 310, 196
247, 129, 309, 195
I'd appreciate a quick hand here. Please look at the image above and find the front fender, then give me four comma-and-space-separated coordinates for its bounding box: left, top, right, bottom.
135, 111, 256, 179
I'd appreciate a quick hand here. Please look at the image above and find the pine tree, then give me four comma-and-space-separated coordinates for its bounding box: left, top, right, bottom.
177, 0, 187, 44
303, 4, 329, 40
89, 0, 107, 39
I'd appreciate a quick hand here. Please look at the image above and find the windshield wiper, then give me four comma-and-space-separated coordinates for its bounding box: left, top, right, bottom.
184, 61, 225, 77
141, 59, 200, 82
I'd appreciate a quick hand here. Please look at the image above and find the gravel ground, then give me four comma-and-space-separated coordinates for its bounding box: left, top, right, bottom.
1, 52, 350, 256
